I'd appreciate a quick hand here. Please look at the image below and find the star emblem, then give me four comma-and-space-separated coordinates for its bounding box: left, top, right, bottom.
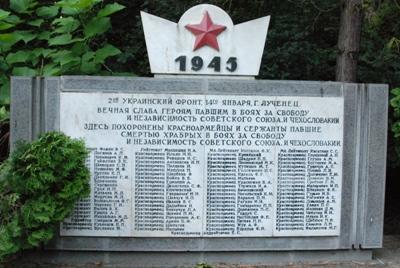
185, 11, 226, 51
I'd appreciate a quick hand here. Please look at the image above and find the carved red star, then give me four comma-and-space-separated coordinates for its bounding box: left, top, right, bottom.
185, 11, 226, 51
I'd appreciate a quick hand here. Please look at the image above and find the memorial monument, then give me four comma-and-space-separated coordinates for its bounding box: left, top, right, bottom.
10, 4, 388, 267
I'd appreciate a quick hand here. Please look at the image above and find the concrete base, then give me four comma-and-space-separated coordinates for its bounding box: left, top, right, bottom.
16, 250, 373, 267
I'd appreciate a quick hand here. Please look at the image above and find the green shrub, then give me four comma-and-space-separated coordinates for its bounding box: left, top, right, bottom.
0, 0, 126, 122
0, 132, 90, 262
391, 88, 400, 137
391, 88, 400, 162
195, 263, 213, 268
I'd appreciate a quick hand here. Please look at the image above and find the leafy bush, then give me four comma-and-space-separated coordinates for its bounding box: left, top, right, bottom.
0, 132, 90, 262
196, 263, 214, 268
0, 0, 126, 121
391, 88, 400, 137
391, 88, 400, 161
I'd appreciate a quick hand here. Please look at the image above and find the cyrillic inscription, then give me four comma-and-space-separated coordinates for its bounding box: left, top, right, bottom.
60, 93, 343, 237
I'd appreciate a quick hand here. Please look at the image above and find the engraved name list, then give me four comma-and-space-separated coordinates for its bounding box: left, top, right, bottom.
60, 92, 343, 238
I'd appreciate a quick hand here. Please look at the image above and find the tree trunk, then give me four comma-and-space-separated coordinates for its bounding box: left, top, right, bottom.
336, 0, 363, 82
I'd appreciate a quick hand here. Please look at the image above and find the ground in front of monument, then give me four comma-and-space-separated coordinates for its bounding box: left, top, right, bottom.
6, 236, 400, 268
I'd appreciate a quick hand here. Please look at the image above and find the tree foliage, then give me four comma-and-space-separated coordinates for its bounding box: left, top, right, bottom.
0, 132, 90, 262
0, 0, 126, 122
359, 0, 400, 86
358, 0, 400, 167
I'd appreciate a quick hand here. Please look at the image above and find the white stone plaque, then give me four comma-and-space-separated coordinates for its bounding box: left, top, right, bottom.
60, 92, 343, 237
141, 4, 270, 76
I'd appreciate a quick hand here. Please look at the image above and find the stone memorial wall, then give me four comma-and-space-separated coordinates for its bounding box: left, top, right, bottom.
10, 77, 387, 265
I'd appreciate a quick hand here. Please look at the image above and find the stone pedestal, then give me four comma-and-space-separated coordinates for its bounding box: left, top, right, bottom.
10, 76, 388, 266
